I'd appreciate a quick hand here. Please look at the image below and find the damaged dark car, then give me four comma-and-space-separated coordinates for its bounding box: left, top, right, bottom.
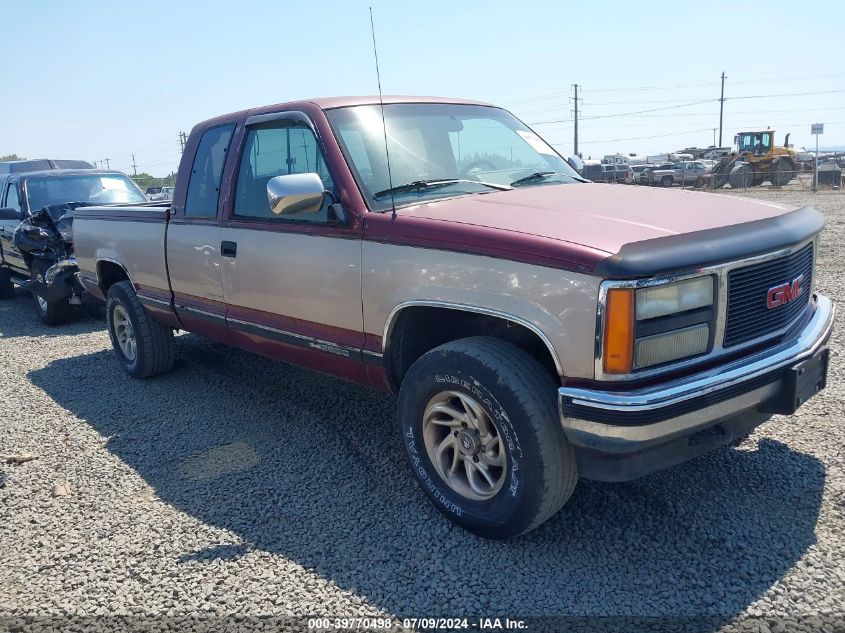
0, 169, 147, 324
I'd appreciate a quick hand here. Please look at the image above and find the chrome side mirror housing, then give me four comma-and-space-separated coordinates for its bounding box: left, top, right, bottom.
266, 173, 327, 216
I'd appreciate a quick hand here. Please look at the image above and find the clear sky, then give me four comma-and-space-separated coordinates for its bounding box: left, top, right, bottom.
2, 0, 842, 176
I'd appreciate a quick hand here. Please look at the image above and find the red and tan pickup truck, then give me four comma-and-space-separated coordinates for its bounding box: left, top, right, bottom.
72, 96, 834, 539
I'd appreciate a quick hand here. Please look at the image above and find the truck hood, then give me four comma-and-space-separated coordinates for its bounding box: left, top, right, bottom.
398, 183, 793, 255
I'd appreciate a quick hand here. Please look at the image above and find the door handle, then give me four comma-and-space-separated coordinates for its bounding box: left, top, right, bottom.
221, 240, 237, 258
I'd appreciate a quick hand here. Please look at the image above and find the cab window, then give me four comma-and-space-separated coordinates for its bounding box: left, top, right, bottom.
234, 122, 334, 222
185, 124, 235, 218
5, 184, 21, 213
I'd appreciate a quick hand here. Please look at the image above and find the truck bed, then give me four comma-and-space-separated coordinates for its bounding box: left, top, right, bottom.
73, 204, 171, 299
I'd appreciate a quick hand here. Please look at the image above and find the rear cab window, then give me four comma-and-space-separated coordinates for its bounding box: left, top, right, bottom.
185, 124, 236, 218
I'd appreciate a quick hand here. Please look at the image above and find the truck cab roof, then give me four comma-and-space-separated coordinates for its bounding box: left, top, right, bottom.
0, 159, 94, 174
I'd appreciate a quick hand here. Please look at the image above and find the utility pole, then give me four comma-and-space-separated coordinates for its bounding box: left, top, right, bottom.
178, 132, 186, 154
712, 128, 717, 146
103, 158, 110, 169
572, 83, 580, 157
130, 154, 137, 176
718, 71, 726, 147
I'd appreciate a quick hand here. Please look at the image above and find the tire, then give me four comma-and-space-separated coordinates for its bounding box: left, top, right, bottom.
30, 270, 75, 325
0, 268, 14, 300
729, 163, 754, 189
770, 158, 795, 187
106, 281, 175, 378
660, 176, 673, 187
397, 336, 578, 539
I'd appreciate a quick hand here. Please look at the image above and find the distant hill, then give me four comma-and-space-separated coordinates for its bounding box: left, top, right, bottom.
818, 145, 845, 152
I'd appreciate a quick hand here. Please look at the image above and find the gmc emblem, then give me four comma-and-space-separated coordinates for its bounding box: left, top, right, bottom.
767, 274, 804, 309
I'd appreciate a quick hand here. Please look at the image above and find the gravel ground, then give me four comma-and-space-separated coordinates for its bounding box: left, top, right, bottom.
1, 189, 844, 632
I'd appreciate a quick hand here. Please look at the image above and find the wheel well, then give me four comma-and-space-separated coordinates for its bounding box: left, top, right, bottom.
97, 261, 130, 295
384, 306, 560, 391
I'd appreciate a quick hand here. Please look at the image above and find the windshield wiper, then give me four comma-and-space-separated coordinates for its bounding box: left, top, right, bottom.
373, 178, 511, 200
510, 171, 557, 186
510, 171, 589, 187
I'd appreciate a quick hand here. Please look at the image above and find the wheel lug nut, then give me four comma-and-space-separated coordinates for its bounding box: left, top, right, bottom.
461, 422, 467, 428
453, 431, 459, 437
480, 445, 486, 452
472, 456, 479, 463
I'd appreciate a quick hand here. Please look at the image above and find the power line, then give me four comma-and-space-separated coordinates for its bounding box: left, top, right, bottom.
728, 88, 845, 101
551, 127, 713, 146
587, 105, 845, 119
585, 81, 718, 93
726, 70, 845, 84
530, 99, 716, 125
502, 90, 571, 106
508, 71, 845, 112
542, 116, 845, 131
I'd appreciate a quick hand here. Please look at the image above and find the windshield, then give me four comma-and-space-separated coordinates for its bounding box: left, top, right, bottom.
326, 103, 581, 211
24, 174, 146, 211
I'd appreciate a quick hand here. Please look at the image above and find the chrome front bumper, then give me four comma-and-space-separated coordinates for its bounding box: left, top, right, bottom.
558, 294, 834, 481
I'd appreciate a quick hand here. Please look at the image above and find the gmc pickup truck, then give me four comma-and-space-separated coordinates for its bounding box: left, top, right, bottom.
72, 96, 834, 539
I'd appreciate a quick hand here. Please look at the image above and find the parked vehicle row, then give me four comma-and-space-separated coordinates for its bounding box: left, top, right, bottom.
47, 95, 834, 539
644, 160, 709, 187
582, 162, 633, 183
0, 168, 147, 322
144, 186, 175, 201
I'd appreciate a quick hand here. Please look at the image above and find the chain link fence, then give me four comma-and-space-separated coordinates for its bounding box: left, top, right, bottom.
634, 160, 843, 193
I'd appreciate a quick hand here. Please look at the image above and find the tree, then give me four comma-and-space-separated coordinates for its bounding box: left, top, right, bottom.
130, 172, 177, 190
0, 154, 25, 161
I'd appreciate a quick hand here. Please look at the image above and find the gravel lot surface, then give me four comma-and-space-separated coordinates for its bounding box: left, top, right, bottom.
1, 189, 843, 632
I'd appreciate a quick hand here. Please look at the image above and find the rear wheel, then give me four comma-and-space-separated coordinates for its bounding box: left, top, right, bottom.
397, 336, 578, 539
106, 281, 175, 378
31, 271, 74, 325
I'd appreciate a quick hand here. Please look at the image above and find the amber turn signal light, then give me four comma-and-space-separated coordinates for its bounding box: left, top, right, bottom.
603, 288, 634, 374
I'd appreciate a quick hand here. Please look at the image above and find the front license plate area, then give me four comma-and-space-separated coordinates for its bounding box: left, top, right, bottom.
778, 348, 829, 414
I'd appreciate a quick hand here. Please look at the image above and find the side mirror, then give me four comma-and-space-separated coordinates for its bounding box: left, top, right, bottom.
0, 207, 22, 221
266, 173, 327, 216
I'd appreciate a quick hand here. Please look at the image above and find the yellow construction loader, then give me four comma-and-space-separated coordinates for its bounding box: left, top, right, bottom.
704, 130, 801, 189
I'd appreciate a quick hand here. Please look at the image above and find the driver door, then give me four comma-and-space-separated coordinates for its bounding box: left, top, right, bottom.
0, 181, 27, 274
220, 112, 367, 383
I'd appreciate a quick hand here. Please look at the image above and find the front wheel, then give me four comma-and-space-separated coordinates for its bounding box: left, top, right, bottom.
106, 281, 175, 378
660, 176, 673, 187
0, 268, 15, 300
31, 271, 74, 325
398, 336, 577, 539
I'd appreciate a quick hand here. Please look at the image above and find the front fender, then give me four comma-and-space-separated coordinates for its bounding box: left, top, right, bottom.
363, 242, 601, 380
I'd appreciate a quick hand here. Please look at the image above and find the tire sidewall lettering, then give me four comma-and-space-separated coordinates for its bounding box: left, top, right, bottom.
402, 368, 525, 526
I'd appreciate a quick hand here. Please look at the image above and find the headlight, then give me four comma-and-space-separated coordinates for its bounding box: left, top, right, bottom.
602, 276, 715, 374
634, 324, 709, 369
636, 277, 714, 320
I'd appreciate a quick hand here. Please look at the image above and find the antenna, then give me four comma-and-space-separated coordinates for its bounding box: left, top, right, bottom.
369, 7, 396, 218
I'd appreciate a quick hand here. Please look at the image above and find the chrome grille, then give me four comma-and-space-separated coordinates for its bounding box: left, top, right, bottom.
724, 243, 813, 347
